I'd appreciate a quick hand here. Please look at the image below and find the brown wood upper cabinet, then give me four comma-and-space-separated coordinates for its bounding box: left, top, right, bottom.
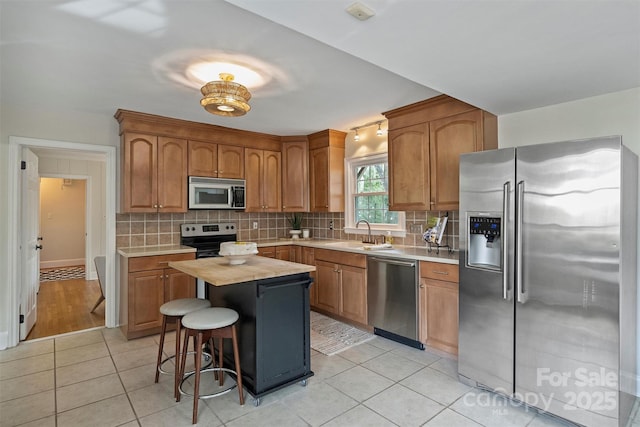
245, 148, 281, 212
121, 133, 188, 213
384, 95, 497, 211
187, 141, 244, 179
308, 130, 346, 212
281, 139, 309, 212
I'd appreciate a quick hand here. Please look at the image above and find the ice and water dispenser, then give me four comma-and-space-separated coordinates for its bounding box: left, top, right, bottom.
467, 214, 502, 271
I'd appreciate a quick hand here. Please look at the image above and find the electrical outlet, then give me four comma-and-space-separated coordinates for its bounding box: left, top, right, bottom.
328, 220, 334, 230
253, 222, 258, 230
410, 223, 423, 233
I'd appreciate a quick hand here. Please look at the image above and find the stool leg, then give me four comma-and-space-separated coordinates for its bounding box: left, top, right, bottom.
218, 337, 224, 386
155, 315, 167, 383
173, 318, 182, 400
192, 331, 203, 425
208, 337, 218, 382
231, 325, 244, 406
177, 327, 190, 403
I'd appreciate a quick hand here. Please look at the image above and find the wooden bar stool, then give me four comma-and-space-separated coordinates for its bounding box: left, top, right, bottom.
177, 307, 244, 424
154, 298, 211, 399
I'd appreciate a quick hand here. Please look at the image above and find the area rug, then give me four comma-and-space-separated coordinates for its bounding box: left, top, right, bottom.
310, 311, 375, 356
40, 265, 85, 282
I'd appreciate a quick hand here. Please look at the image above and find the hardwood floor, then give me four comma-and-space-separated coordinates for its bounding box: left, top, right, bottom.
26, 277, 105, 340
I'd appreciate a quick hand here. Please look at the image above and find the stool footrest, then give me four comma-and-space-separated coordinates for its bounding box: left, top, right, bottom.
157, 351, 212, 376
179, 368, 241, 400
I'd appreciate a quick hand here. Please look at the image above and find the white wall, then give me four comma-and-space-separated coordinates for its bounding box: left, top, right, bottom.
498, 87, 640, 154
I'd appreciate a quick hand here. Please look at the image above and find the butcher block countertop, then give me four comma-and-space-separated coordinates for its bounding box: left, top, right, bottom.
169, 256, 316, 286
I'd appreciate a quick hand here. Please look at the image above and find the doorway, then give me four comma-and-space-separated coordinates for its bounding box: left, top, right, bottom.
25, 176, 106, 340
6, 136, 117, 349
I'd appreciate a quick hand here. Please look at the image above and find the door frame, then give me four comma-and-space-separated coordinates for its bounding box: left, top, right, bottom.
7, 136, 117, 347
39, 174, 92, 279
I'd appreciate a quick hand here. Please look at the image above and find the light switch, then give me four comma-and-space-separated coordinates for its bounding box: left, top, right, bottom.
47, 212, 53, 220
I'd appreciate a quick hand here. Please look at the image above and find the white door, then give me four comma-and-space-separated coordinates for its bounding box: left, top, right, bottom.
20, 148, 40, 340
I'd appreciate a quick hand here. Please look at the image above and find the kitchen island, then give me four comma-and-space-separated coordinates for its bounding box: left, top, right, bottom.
169, 256, 316, 404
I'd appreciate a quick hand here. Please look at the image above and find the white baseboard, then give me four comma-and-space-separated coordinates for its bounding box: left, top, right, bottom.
0, 331, 8, 350
40, 258, 85, 269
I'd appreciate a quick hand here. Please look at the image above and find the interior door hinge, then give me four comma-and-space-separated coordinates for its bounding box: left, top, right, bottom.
19, 314, 24, 324
20, 161, 26, 170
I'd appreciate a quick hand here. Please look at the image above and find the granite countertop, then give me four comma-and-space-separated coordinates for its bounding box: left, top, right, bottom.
255, 239, 459, 265
117, 245, 196, 258
117, 240, 458, 265
169, 256, 316, 286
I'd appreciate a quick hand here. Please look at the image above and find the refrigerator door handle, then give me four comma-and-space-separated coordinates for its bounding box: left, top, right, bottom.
502, 182, 511, 300
516, 180, 527, 304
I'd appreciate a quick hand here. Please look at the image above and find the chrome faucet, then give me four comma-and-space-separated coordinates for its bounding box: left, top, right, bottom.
355, 219, 375, 244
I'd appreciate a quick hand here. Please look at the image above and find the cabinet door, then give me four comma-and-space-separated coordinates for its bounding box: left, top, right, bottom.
388, 123, 430, 211
164, 268, 196, 301
188, 141, 218, 177
423, 277, 459, 354
218, 144, 244, 179
275, 245, 290, 261
314, 260, 340, 313
309, 147, 329, 212
157, 136, 188, 213
339, 265, 367, 325
128, 270, 164, 331
257, 246, 276, 258
262, 150, 281, 212
282, 141, 309, 212
244, 148, 264, 212
429, 110, 481, 210
122, 133, 157, 212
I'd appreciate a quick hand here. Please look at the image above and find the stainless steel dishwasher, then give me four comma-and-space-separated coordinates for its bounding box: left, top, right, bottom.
367, 256, 424, 349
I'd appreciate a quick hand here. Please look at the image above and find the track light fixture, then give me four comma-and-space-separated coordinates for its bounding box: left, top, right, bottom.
350, 120, 386, 141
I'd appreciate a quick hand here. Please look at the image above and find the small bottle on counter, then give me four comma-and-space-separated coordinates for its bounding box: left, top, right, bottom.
385, 231, 393, 244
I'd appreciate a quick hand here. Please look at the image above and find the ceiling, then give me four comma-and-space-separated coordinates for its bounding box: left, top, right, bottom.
1, 0, 638, 137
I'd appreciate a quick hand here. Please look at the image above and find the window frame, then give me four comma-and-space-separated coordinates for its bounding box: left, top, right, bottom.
344, 153, 406, 237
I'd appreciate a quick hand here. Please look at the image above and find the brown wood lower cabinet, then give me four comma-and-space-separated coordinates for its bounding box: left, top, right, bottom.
257, 245, 291, 260
313, 249, 367, 325
120, 252, 196, 339
419, 261, 459, 354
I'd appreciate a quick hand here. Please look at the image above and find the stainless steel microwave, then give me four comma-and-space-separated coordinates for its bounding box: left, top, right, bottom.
188, 177, 245, 210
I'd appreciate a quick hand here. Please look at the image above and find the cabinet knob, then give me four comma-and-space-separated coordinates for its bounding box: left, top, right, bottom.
153, 204, 158, 208
158, 205, 163, 208
420, 284, 425, 288
325, 205, 329, 208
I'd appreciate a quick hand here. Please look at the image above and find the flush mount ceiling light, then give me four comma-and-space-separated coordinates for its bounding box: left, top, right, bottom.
200, 73, 251, 117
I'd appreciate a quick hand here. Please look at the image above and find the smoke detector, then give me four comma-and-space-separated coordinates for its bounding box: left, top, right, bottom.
346, 2, 375, 21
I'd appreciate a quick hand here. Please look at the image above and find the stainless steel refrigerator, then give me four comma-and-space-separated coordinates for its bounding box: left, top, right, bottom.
458, 136, 638, 427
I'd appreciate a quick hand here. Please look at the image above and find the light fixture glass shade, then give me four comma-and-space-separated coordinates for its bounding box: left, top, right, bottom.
200, 73, 251, 117
354, 129, 360, 141
376, 122, 383, 136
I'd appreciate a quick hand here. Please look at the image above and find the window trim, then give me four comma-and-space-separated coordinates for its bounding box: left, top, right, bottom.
344, 153, 406, 237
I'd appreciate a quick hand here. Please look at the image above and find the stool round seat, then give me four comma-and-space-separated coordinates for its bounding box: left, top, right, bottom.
182, 307, 239, 330
160, 298, 211, 316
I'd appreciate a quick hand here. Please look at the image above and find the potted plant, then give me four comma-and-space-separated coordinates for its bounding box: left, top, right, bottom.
288, 213, 303, 239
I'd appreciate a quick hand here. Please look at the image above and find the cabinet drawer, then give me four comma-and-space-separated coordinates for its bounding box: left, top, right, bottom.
315, 249, 366, 268
419, 261, 458, 282
128, 253, 195, 272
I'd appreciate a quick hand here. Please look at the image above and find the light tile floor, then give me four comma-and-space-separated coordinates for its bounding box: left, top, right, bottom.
0, 326, 638, 427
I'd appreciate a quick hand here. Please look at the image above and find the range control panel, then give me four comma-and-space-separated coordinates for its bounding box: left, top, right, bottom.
469, 216, 501, 239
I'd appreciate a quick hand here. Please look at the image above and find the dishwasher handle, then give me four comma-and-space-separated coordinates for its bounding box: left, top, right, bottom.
369, 257, 415, 268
